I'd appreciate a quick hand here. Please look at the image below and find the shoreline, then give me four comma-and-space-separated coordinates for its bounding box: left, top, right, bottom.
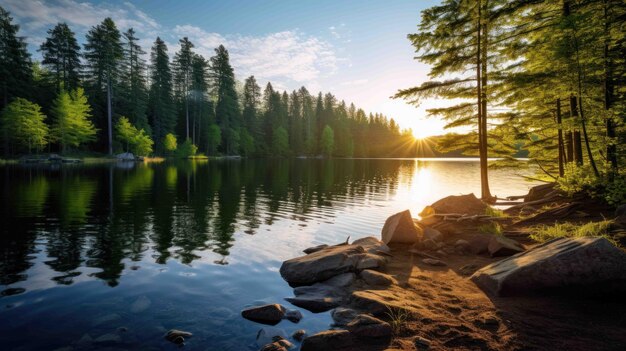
242, 185, 626, 351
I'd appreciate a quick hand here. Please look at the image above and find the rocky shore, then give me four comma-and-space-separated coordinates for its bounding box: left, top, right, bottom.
240, 184, 626, 351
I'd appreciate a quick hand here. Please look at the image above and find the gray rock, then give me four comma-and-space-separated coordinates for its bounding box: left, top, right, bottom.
331, 307, 359, 326
381, 210, 421, 245
116, 152, 136, 161
303, 244, 328, 254
280, 245, 366, 286
346, 314, 392, 338
259, 341, 288, 351
468, 234, 491, 254
422, 258, 446, 267
284, 309, 303, 323
360, 269, 396, 286
292, 329, 306, 342
488, 236, 524, 257
423, 227, 443, 242
352, 236, 391, 255
242, 304, 286, 325
471, 237, 626, 296
301, 330, 354, 351
422, 239, 438, 251
285, 296, 342, 313
256, 327, 288, 347
455, 239, 471, 255
322, 272, 356, 287
356, 253, 386, 270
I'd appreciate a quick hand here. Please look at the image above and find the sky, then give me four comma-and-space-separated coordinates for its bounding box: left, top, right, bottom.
2, 0, 448, 137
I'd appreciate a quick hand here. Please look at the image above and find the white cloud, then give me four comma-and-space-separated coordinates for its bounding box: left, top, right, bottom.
341, 79, 368, 86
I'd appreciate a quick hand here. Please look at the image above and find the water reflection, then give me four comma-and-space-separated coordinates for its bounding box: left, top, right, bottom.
0, 159, 534, 296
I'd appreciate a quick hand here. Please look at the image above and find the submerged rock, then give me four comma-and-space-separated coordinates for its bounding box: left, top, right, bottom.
284, 309, 303, 323
381, 210, 422, 245
488, 236, 524, 257
256, 327, 288, 347
471, 237, 626, 296
242, 304, 286, 325
301, 330, 354, 351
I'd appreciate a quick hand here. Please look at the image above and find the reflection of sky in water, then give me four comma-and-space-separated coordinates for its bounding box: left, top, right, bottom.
0, 159, 537, 350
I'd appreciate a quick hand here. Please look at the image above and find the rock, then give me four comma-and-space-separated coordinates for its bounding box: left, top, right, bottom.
423, 227, 443, 242
130, 295, 151, 313
414, 336, 431, 349
256, 327, 288, 347
381, 210, 422, 245
421, 239, 438, 251
242, 304, 286, 325
284, 309, 303, 323
360, 270, 396, 286
524, 183, 556, 202
352, 236, 391, 255
280, 245, 366, 286
94, 333, 121, 344
426, 193, 487, 216
288, 282, 346, 312
471, 237, 626, 296
331, 307, 359, 326
259, 342, 288, 351
356, 253, 386, 270
347, 314, 392, 338
303, 244, 328, 254
468, 234, 492, 254
488, 236, 524, 257
116, 152, 136, 161
422, 258, 446, 267
459, 264, 479, 276
292, 329, 306, 342
351, 290, 412, 317
454, 239, 471, 255
323, 272, 356, 287
301, 330, 354, 351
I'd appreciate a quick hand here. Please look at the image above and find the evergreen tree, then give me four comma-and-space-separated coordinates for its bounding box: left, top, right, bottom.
0, 6, 32, 110
173, 37, 194, 140
242, 75, 261, 153
210, 45, 240, 155
39, 23, 81, 91
51, 88, 97, 152
83, 17, 123, 155
120, 28, 149, 133
148, 37, 176, 154
115, 116, 153, 156
321, 125, 334, 157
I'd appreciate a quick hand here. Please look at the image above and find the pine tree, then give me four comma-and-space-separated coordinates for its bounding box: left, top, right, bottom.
0, 6, 32, 110
120, 28, 149, 133
321, 125, 334, 157
39, 23, 81, 91
148, 37, 176, 154
242, 75, 261, 153
210, 45, 240, 155
1, 98, 48, 154
84, 17, 123, 155
51, 88, 97, 152
173, 37, 194, 140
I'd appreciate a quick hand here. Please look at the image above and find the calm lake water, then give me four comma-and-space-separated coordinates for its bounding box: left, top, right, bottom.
0, 159, 537, 350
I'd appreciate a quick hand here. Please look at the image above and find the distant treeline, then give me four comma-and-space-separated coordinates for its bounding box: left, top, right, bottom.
0, 8, 422, 158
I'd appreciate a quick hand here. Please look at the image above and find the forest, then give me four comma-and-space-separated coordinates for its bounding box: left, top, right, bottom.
0, 7, 416, 159
396, 0, 626, 204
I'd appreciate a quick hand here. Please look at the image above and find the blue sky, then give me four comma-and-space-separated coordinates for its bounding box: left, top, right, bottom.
2, 0, 447, 136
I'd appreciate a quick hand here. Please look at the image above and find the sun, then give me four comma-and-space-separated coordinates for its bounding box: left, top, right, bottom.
412, 128, 432, 140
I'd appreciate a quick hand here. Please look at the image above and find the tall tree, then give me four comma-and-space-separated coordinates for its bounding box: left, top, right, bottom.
39, 23, 81, 91
50, 88, 97, 152
0, 6, 32, 110
210, 45, 240, 155
148, 37, 176, 154
1, 98, 48, 154
242, 75, 261, 154
173, 37, 194, 140
120, 28, 149, 133
83, 17, 123, 155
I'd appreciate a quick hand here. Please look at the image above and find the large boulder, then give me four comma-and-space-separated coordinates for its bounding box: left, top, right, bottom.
241, 304, 286, 325
422, 193, 487, 216
352, 236, 391, 255
301, 330, 354, 351
381, 210, 422, 245
524, 183, 556, 202
346, 314, 392, 338
116, 152, 136, 161
360, 270, 397, 287
471, 237, 626, 297
280, 245, 365, 286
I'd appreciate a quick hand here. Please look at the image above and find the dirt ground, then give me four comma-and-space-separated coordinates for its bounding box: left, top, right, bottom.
376, 244, 626, 351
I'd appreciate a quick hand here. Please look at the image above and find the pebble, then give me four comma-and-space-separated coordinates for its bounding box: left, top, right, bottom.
422, 258, 447, 267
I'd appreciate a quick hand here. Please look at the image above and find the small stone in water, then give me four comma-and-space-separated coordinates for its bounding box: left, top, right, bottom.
292, 329, 306, 342
284, 309, 303, 323
166, 329, 192, 344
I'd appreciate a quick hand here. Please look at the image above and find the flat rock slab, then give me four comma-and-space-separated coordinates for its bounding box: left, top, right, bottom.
280, 245, 366, 286
381, 210, 422, 245
301, 330, 354, 351
488, 235, 524, 257
471, 237, 626, 297
360, 269, 397, 286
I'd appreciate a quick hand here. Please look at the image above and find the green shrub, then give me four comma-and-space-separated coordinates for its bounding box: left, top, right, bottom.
530, 220, 615, 244
176, 139, 197, 158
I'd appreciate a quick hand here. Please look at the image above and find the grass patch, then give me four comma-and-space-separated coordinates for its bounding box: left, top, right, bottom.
385, 307, 411, 336
485, 207, 507, 218
530, 220, 616, 245
478, 222, 503, 235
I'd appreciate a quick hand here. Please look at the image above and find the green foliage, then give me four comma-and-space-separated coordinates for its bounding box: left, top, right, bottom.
163, 133, 177, 155
1, 98, 49, 153
239, 129, 254, 156
40, 22, 81, 91
478, 222, 503, 236
485, 207, 507, 218
272, 126, 289, 156
321, 125, 334, 157
207, 124, 221, 156
385, 307, 411, 336
604, 177, 626, 206
556, 164, 600, 196
115, 116, 153, 156
530, 220, 616, 245
0, 6, 32, 110
51, 88, 97, 151
148, 37, 176, 153
177, 138, 197, 158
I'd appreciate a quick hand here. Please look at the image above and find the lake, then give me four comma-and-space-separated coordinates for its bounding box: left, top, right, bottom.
0, 159, 537, 350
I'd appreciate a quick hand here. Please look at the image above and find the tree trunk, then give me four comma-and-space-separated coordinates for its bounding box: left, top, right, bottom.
477, 0, 492, 201
569, 95, 583, 165
565, 131, 573, 163
603, 0, 618, 176
556, 99, 565, 176
107, 77, 113, 155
